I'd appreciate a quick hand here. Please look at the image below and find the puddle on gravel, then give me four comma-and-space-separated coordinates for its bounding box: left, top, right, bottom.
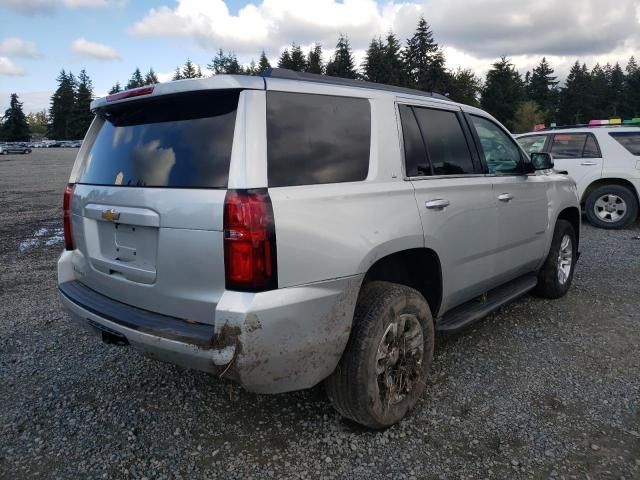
19, 225, 64, 252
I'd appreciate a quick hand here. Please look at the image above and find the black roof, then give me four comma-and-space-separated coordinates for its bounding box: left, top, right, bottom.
262, 68, 451, 101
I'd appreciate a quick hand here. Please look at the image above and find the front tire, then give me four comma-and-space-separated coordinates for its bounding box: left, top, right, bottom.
585, 185, 638, 229
535, 219, 577, 299
325, 281, 434, 429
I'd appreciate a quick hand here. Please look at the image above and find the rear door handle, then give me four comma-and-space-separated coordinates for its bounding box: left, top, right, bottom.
498, 193, 514, 202
580, 161, 597, 166
425, 198, 450, 210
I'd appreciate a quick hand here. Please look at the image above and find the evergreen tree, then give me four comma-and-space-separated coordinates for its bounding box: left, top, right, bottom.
182, 58, 200, 79
625, 56, 640, 117
326, 34, 357, 79
305, 44, 324, 74
245, 60, 257, 76
108, 82, 122, 94
71, 69, 93, 139
144, 68, 159, 85
606, 62, 625, 117
481, 56, 525, 130
257, 50, 271, 74
278, 48, 293, 69
126, 68, 144, 89
557, 62, 592, 125
403, 17, 448, 92
527, 57, 558, 123
208, 50, 243, 74
172, 66, 183, 81
383, 32, 405, 87
48, 70, 76, 140
447, 68, 481, 106
1, 93, 30, 141
362, 37, 386, 83
589, 63, 610, 118
289, 43, 306, 71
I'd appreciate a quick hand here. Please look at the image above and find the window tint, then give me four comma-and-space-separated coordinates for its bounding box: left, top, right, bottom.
550, 133, 588, 159
470, 115, 522, 174
398, 104, 430, 176
583, 134, 601, 157
77, 90, 239, 188
609, 132, 640, 156
413, 107, 475, 175
517, 135, 547, 155
266, 92, 370, 187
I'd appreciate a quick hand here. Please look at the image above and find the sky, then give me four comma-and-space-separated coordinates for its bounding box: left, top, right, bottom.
0, 0, 639, 114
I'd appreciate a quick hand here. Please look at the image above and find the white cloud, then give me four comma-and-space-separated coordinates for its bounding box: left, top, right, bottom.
71, 38, 121, 60
0, 0, 124, 14
130, 0, 640, 80
0, 57, 26, 76
0, 0, 56, 15
0, 37, 42, 58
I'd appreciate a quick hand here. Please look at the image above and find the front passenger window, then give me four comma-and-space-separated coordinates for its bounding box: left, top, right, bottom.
470, 116, 523, 174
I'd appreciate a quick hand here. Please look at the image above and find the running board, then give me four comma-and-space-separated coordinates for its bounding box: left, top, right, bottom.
436, 274, 538, 333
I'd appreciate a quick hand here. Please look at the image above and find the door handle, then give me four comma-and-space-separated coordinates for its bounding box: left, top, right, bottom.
498, 193, 514, 202
425, 198, 450, 210
580, 161, 597, 166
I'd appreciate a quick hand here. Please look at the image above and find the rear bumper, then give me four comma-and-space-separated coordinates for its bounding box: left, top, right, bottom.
59, 281, 233, 374
58, 251, 362, 394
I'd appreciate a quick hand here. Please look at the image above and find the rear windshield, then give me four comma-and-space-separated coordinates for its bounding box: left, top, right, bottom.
609, 132, 640, 156
75, 90, 239, 188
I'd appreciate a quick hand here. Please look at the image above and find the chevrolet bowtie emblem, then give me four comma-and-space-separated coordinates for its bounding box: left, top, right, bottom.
101, 209, 120, 222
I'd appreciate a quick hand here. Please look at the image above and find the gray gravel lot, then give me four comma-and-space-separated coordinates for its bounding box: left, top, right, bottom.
1, 149, 639, 479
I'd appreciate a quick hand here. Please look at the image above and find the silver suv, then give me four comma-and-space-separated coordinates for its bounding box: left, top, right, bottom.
58, 69, 580, 428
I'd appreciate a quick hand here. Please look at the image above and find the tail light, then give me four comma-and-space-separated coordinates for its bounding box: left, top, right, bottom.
63, 184, 75, 250
223, 189, 278, 292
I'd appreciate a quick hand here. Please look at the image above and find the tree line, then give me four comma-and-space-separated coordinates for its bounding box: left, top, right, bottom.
3, 16, 640, 142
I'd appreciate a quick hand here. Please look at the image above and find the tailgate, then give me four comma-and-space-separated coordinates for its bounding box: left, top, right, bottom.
66, 89, 241, 325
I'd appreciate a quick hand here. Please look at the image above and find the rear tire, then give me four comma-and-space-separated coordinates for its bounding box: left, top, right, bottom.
325, 281, 434, 429
535, 219, 577, 299
584, 185, 638, 229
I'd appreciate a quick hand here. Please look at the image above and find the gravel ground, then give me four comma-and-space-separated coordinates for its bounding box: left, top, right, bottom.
1, 149, 639, 480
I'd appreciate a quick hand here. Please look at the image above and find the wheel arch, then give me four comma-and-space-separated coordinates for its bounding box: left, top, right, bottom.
557, 206, 581, 251
581, 178, 640, 206
361, 248, 443, 318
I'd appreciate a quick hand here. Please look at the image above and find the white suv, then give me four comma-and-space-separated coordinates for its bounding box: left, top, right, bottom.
517, 126, 640, 228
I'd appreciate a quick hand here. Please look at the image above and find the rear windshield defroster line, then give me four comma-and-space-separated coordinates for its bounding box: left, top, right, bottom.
75, 90, 240, 189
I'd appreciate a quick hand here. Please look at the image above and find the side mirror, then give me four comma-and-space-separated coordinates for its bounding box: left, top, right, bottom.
530, 152, 554, 170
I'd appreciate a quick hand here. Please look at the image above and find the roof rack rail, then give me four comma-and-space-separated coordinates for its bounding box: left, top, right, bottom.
539, 124, 589, 131
262, 68, 451, 101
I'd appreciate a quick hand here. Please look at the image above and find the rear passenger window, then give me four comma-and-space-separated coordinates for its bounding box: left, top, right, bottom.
412, 107, 475, 175
609, 132, 640, 156
398, 105, 430, 176
551, 134, 586, 158
266, 92, 370, 187
583, 135, 601, 157
469, 115, 523, 174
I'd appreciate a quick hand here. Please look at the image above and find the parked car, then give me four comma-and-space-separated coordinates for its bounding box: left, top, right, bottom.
1, 144, 32, 154
58, 70, 580, 428
516, 124, 640, 228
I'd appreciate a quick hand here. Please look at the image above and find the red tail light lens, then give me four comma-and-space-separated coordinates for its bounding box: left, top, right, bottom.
63, 184, 75, 250
223, 189, 277, 292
